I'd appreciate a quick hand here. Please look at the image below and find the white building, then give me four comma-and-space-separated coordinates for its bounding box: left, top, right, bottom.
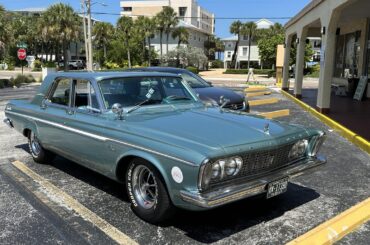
120, 0, 215, 55
222, 19, 274, 69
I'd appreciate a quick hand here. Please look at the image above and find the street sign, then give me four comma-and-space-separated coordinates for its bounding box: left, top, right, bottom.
17, 48, 27, 60
17, 43, 28, 49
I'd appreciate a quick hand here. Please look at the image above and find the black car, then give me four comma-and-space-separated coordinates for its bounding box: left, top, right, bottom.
126, 67, 250, 112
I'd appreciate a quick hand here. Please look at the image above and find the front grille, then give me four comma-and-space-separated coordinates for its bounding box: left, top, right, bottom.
209, 143, 295, 187
223, 102, 244, 110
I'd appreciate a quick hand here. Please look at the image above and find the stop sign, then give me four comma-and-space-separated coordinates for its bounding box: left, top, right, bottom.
17, 48, 27, 60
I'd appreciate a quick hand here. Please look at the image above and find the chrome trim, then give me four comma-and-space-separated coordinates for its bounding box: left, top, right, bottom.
5, 111, 197, 166
3, 118, 14, 128
180, 155, 326, 208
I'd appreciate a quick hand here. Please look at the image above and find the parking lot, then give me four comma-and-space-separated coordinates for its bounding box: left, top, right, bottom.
0, 84, 369, 244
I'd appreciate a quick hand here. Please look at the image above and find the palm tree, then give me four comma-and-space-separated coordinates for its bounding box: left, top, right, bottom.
93, 22, 114, 63
162, 7, 179, 56
41, 3, 81, 71
242, 21, 258, 69
117, 16, 134, 68
134, 16, 155, 65
230, 20, 242, 69
154, 14, 165, 61
214, 37, 225, 60
172, 27, 189, 66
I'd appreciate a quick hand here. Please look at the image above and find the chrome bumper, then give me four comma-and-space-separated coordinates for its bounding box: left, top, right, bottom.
3, 118, 14, 128
180, 155, 326, 208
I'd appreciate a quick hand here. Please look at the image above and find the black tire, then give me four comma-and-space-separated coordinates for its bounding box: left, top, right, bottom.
126, 158, 175, 224
28, 130, 55, 164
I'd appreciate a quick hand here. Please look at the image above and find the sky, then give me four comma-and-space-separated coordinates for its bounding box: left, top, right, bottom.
1, 0, 311, 38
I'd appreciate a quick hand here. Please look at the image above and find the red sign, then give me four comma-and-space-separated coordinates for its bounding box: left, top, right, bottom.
17, 48, 27, 60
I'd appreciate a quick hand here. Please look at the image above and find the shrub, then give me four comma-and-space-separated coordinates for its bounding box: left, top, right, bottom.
43, 61, 57, 68
32, 60, 42, 71
224, 69, 273, 75
186, 66, 199, 74
0, 79, 11, 89
267, 70, 276, 78
210, 60, 224, 68
10, 74, 36, 87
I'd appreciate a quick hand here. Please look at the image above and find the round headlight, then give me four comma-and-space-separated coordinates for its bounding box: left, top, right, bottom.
211, 162, 221, 179
289, 140, 308, 160
225, 158, 237, 176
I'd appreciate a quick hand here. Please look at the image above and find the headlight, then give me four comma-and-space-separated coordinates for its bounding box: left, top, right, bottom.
199, 156, 243, 191
288, 139, 308, 161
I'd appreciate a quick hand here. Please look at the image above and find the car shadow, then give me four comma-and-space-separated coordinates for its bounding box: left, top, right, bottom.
172, 183, 319, 243
16, 143, 320, 243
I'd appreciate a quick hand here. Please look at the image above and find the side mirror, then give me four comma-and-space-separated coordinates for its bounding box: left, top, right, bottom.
112, 103, 124, 120
206, 81, 213, 86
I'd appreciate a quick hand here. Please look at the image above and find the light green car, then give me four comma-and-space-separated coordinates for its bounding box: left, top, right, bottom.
4, 72, 326, 224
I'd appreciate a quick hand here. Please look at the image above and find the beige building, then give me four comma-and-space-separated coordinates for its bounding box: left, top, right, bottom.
283, 0, 370, 112
120, 0, 215, 55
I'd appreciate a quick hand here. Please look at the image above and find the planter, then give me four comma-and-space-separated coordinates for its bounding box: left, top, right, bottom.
42, 67, 56, 80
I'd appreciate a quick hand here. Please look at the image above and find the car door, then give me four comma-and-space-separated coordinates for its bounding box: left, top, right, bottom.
37, 77, 77, 156
65, 78, 113, 173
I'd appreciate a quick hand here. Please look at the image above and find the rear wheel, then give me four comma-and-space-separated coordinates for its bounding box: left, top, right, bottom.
126, 158, 175, 224
28, 131, 55, 164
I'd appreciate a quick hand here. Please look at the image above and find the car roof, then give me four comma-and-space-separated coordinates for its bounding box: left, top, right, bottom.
46, 71, 181, 81
128, 67, 187, 73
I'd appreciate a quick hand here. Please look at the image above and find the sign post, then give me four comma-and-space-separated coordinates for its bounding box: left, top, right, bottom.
17, 48, 27, 75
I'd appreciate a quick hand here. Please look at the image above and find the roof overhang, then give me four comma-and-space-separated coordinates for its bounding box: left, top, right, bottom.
284, 0, 325, 29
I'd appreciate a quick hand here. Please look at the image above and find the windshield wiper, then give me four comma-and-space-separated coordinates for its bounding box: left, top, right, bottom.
127, 99, 150, 114
164, 95, 192, 101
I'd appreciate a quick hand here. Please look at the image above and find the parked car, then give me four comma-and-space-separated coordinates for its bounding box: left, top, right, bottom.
4, 72, 326, 224
126, 67, 250, 112
58, 60, 84, 70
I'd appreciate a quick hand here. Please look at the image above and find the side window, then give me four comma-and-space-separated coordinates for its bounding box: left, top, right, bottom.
50, 78, 72, 106
73, 79, 100, 112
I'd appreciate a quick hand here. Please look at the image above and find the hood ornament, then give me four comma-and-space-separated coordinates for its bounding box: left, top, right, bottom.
264, 123, 270, 135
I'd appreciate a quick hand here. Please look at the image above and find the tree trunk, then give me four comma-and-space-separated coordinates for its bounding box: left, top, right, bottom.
166, 32, 169, 57
176, 41, 181, 67
103, 45, 107, 59
248, 33, 252, 69
148, 37, 151, 66
234, 35, 240, 69
126, 38, 131, 68
142, 38, 146, 66
159, 31, 163, 62
231, 34, 239, 69
63, 40, 68, 72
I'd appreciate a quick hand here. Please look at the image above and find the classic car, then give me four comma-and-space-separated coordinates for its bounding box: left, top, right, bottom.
4, 72, 326, 224
126, 67, 250, 112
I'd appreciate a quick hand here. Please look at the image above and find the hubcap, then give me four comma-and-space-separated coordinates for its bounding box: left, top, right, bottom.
30, 132, 41, 156
132, 165, 158, 209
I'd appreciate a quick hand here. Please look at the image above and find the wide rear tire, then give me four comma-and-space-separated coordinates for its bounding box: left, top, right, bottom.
28, 130, 55, 164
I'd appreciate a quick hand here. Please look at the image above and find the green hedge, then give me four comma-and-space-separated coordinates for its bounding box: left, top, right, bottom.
210, 60, 224, 68
186, 66, 199, 74
10, 74, 36, 87
224, 69, 273, 75
0, 79, 11, 89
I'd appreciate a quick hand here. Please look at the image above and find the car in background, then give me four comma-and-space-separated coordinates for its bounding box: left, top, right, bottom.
58, 60, 84, 70
126, 67, 250, 112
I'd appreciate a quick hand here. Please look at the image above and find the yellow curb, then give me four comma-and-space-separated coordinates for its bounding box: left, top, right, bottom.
281, 90, 370, 154
258, 109, 290, 119
11, 160, 138, 245
245, 87, 267, 92
247, 91, 272, 97
287, 197, 370, 245
249, 98, 280, 106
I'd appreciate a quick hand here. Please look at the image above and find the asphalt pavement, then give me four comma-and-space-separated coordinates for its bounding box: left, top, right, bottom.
0, 85, 369, 244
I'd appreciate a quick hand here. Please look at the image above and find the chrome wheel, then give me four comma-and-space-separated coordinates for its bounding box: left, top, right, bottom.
132, 165, 158, 209
30, 132, 41, 156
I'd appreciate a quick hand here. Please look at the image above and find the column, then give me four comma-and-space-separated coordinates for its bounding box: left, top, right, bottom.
316, 13, 339, 113
282, 34, 293, 91
294, 28, 308, 98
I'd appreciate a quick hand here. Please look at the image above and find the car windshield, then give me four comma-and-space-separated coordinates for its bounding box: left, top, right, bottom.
98, 76, 197, 109
178, 71, 211, 88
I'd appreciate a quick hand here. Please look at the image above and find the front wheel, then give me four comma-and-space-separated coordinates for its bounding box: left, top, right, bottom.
28, 131, 55, 164
126, 159, 175, 224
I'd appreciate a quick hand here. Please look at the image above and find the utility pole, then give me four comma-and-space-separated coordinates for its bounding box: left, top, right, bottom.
81, 0, 89, 70
87, 0, 93, 71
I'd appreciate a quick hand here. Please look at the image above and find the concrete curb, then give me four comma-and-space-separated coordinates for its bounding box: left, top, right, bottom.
287, 197, 370, 245
281, 90, 370, 154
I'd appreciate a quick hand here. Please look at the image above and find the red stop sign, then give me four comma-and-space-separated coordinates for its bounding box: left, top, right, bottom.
17, 48, 27, 60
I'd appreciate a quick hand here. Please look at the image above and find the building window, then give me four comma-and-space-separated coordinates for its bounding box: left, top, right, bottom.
122, 7, 132, 12
179, 7, 187, 20
334, 31, 361, 78
227, 52, 232, 58
242, 47, 248, 56
228, 43, 232, 48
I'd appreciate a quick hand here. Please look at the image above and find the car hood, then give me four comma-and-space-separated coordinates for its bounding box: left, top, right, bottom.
194, 87, 244, 104
121, 107, 308, 156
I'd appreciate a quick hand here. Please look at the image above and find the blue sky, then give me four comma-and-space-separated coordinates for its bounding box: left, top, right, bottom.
1, 0, 311, 38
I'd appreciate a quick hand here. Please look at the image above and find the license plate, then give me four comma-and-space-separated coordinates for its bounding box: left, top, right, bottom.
266, 177, 289, 199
